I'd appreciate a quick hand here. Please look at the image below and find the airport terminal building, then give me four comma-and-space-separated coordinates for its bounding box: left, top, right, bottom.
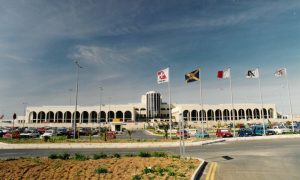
22, 91, 278, 128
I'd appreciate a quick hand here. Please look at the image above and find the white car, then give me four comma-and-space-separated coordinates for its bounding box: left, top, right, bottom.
40, 130, 57, 138
269, 126, 291, 134
20, 130, 40, 138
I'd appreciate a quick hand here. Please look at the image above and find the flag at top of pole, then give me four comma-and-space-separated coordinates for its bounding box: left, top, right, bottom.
217, 68, 231, 79
157, 68, 169, 84
275, 68, 287, 77
185, 68, 200, 83
246, 68, 259, 78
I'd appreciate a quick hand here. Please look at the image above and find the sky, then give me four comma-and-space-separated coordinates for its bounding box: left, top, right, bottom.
1, 0, 300, 118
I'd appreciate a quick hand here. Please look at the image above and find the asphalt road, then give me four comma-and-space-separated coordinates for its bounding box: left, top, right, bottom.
115, 129, 163, 139
1, 138, 299, 180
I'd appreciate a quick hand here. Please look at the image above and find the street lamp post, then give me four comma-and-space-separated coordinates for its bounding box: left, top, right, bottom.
73, 61, 82, 139
22, 102, 28, 127
99, 87, 103, 124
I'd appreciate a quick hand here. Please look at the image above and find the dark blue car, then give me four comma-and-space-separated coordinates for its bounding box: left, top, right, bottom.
238, 128, 252, 137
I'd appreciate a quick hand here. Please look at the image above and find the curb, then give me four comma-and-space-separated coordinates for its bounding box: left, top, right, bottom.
191, 158, 206, 180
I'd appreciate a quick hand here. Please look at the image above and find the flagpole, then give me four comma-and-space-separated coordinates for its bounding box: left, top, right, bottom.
257, 68, 266, 135
229, 68, 236, 137
168, 67, 172, 139
285, 68, 294, 132
200, 68, 204, 137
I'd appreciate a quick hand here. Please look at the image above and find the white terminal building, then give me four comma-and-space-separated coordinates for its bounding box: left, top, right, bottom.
21, 91, 278, 129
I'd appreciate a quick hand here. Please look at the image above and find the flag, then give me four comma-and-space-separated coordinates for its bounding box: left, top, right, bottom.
275, 68, 286, 77
185, 68, 200, 83
246, 68, 259, 78
217, 68, 230, 79
157, 68, 169, 84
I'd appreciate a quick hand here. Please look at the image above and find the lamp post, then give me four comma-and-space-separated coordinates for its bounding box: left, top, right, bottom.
22, 102, 28, 127
73, 61, 83, 139
99, 86, 103, 124
68, 89, 73, 105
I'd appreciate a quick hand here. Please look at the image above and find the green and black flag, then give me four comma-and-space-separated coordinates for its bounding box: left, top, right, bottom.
185, 68, 200, 83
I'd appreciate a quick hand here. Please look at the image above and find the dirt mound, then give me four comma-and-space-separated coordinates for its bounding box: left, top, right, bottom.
0, 157, 199, 180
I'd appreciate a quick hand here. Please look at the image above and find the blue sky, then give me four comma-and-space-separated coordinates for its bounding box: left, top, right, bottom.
1, 0, 300, 118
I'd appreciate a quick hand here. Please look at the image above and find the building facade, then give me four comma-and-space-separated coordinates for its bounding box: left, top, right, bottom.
23, 91, 277, 126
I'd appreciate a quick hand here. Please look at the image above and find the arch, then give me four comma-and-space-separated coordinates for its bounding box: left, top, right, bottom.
268, 108, 274, 118
72, 111, 80, 123
253, 109, 260, 119
124, 111, 132, 122
223, 109, 230, 121
108, 111, 114, 122
246, 109, 253, 120
230, 109, 238, 120
64, 111, 72, 123
37, 111, 45, 123
29, 111, 37, 123
261, 108, 268, 119
191, 110, 198, 121
99, 111, 106, 122
55, 111, 63, 123
215, 109, 222, 121
199, 110, 206, 121
116, 111, 123, 119
238, 109, 245, 120
183, 110, 189, 121
207, 109, 214, 121
90, 111, 97, 123
81, 111, 89, 123
46, 111, 54, 123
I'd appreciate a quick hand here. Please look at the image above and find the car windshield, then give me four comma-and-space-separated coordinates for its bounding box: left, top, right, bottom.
45, 130, 53, 133
221, 130, 229, 132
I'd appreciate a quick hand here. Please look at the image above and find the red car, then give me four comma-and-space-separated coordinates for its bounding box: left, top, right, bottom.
3, 131, 20, 139
216, 129, 233, 138
106, 131, 116, 139
176, 130, 190, 138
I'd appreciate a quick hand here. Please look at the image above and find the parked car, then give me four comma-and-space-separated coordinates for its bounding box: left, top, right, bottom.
176, 130, 190, 138
57, 128, 68, 136
252, 125, 266, 136
20, 130, 40, 138
238, 128, 252, 137
3, 131, 20, 139
268, 125, 291, 134
106, 131, 116, 139
195, 129, 209, 138
216, 129, 233, 138
40, 129, 57, 138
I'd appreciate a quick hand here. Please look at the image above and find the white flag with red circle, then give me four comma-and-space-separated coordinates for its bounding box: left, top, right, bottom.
157, 68, 169, 84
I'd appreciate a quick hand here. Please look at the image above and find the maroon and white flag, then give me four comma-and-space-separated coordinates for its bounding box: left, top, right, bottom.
217, 68, 230, 79
157, 68, 169, 84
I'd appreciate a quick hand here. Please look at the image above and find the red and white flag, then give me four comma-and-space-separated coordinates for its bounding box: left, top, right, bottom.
217, 68, 230, 79
157, 68, 169, 84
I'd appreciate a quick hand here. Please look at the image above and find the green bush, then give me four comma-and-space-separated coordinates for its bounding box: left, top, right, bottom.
152, 152, 167, 157
171, 155, 180, 159
143, 167, 154, 174
58, 153, 70, 160
139, 152, 151, 157
156, 166, 167, 176
125, 154, 137, 157
43, 136, 50, 142
93, 153, 107, 160
113, 153, 121, 158
95, 167, 108, 174
168, 170, 176, 176
132, 175, 142, 180
74, 153, 89, 161
48, 153, 58, 159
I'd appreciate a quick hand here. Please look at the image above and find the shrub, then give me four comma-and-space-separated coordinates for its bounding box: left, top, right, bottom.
58, 153, 70, 160
152, 152, 167, 157
74, 153, 89, 161
178, 173, 186, 177
168, 170, 176, 176
125, 154, 136, 157
132, 175, 142, 180
48, 153, 58, 159
156, 166, 167, 176
43, 136, 50, 142
143, 166, 154, 174
95, 167, 108, 174
113, 153, 121, 158
188, 164, 196, 169
139, 152, 151, 157
171, 155, 180, 159
93, 153, 107, 160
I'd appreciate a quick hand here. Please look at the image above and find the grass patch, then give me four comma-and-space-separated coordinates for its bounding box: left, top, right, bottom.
143, 167, 154, 174
132, 175, 142, 180
95, 167, 108, 174
74, 153, 89, 161
139, 152, 151, 157
113, 153, 121, 158
93, 153, 107, 160
152, 151, 167, 157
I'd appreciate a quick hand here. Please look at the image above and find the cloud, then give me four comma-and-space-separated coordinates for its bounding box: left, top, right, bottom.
69, 45, 160, 65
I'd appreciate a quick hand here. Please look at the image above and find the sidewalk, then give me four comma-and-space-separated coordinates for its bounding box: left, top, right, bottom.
0, 134, 299, 149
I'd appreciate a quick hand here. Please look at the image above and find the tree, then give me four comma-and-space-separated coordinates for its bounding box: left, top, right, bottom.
158, 123, 169, 139
99, 127, 108, 141
127, 129, 134, 139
